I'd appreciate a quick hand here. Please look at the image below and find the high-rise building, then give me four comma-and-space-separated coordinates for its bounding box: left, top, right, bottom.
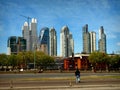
90, 31, 96, 53
7, 36, 17, 54
39, 27, 49, 55
22, 18, 38, 51
49, 27, 57, 56
22, 22, 30, 51
98, 26, 106, 53
7, 36, 26, 55
60, 26, 74, 57
82, 24, 91, 54
17, 37, 26, 52
30, 18, 37, 51
69, 33, 74, 56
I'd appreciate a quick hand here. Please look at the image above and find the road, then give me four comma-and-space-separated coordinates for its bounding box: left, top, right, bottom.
0, 72, 119, 80
0, 72, 120, 90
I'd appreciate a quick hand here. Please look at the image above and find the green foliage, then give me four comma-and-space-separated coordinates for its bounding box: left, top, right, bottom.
89, 52, 109, 66
7, 54, 17, 68
0, 54, 8, 66
17, 51, 34, 66
0, 51, 55, 70
109, 55, 120, 70
35, 51, 55, 69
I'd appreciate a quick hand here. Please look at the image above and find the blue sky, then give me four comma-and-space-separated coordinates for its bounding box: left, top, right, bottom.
0, 0, 120, 55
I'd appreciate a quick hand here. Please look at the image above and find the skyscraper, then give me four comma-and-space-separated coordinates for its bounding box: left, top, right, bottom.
69, 33, 74, 56
49, 27, 57, 56
22, 18, 38, 51
39, 27, 49, 55
30, 18, 37, 51
82, 24, 91, 54
60, 26, 74, 57
98, 26, 106, 53
22, 22, 30, 51
7, 36, 26, 55
90, 31, 96, 53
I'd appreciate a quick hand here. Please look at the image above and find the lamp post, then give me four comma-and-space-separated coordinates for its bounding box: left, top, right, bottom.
33, 44, 36, 70
34, 48, 35, 70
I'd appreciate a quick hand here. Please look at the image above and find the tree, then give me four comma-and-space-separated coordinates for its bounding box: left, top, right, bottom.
0, 54, 8, 71
17, 51, 34, 69
0, 54, 8, 66
7, 54, 18, 70
109, 55, 120, 71
89, 52, 109, 72
35, 51, 55, 70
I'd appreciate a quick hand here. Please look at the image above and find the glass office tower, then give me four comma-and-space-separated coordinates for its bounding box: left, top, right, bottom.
7, 36, 26, 55
39, 27, 49, 55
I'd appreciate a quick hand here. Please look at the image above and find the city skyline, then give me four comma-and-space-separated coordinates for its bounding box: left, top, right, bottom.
0, 0, 120, 55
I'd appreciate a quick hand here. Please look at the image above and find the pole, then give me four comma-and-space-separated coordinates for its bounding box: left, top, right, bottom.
34, 44, 36, 70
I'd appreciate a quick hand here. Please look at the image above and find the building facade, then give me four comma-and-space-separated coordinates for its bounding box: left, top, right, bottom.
69, 33, 74, 56
49, 27, 57, 56
7, 36, 26, 55
22, 22, 30, 51
82, 24, 91, 53
98, 26, 106, 53
22, 18, 38, 51
30, 18, 38, 51
39, 27, 49, 55
60, 26, 74, 57
90, 31, 96, 53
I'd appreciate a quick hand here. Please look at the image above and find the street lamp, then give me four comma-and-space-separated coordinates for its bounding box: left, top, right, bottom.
33, 44, 36, 70
34, 48, 35, 70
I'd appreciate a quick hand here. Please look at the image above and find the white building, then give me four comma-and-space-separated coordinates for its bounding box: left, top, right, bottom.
22, 18, 38, 51
30, 18, 37, 51
60, 26, 74, 57
90, 31, 96, 53
22, 22, 30, 51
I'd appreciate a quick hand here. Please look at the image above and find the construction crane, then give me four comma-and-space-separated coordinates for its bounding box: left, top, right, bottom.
20, 15, 31, 27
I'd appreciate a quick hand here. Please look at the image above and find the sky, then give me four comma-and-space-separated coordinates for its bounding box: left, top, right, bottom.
0, 0, 120, 55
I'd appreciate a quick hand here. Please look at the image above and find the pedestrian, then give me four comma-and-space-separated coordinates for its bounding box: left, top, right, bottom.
75, 68, 80, 83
